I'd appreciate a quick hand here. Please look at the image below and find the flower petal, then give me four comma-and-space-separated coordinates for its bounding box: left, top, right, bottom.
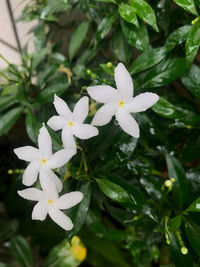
54, 94, 72, 119
47, 116, 67, 131
73, 96, 89, 123
72, 123, 99, 139
87, 85, 120, 103
61, 127, 76, 151
91, 103, 116, 126
54, 191, 83, 209
126, 93, 159, 113
18, 188, 45, 201
39, 169, 61, 195
22, 161, 40, 186
48, 206, 73, 230
14, 146, 39, 161
47, 148, 76, 169
38, 125, 52, 158
116, 109, 140, 138
114, 63, 133, 100
32, 201, 48, 221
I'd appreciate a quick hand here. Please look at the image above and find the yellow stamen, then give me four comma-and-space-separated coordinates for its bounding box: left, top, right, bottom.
40, 158, 47, 165
68, 121, 74, 127
118, 100, 125, 107
48, 199, 54, 205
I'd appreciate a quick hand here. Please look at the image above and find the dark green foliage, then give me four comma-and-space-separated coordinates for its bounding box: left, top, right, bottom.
1, 0, 200, 266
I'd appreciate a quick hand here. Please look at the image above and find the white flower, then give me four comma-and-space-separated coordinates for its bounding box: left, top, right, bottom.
18, 187, 83, 230
87, 63, 159, 138
14, 125, 75, 193
47, 95, 99, 151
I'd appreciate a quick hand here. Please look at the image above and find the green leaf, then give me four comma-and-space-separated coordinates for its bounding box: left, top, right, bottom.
151, 97, 178, 118
25, 109, 41, 143
184, 219, 200, 257
32, 47, 50, 70
181, 64, 200, 98
69, 21, 89, 61
119, 4, 138, 27
172, 0, 198, 15
141, 58, 187, 89
95, 13, 118, 43
186, 196, 200, 212
165, 25, 192, 47
130, 46, 172, 75
165, 154, 188, 209
0, 93, 17, 112
130, 0, 159, 32
0, 107, 23, 136
96, 179, 132, 204
10, 236, 34, 267
94, 0, 116, 3
67, 182, 91, 237
185, 21, 200, 65
169, 216, 182, 231
121, 19, 149, 51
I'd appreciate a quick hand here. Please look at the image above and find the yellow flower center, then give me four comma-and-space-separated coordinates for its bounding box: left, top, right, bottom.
48, 199, 54, 205
70, 245, 87, 261
68, 121, 74, 127
118, 100, 125, 107
40, 158, 47, 165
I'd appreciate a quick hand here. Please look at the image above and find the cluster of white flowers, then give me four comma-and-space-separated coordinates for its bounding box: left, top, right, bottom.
14, 63, 159, 230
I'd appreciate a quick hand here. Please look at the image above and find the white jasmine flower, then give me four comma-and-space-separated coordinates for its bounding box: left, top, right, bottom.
18, 187, 83, 230
14, 125, 75, 192
47, 95, 99, 151
87, 63, 159, 138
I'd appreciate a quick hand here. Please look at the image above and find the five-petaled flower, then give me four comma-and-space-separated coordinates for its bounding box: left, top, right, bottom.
47, 95, 99, 151
87, 63, 159, 138
14, 125, 76, 192
18, 187, 83, 230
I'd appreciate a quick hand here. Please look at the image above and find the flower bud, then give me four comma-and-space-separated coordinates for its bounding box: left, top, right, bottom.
181, 247, 188, 255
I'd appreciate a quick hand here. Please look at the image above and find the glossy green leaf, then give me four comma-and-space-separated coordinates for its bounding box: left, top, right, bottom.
181, 64, 200, 98
0, 93, 17, 112
185, 21, 200, 65
119, 4, 138, 27
69, 21, 89, 61
113, 27, 131, 63
25, 109, 41, 143
141, 58, 187, 89
186, 196, 200, 212
95, 13, 118, 43
121, 19, 149, 51
130, 46, 171, 74
172, 0, 198, 15
0, 107, 23, 136
184, 219, 200, 257
96, 178, 132, 204
152, 97, 178, 118
130, 0, 159, 32
10, 236, 34, 267
165, 25, 192, 47
165, 154, 188, 209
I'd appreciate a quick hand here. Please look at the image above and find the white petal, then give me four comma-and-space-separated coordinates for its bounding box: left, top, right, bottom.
54, 191, 83, 209
92, 104, 116, 126
47, 148, 76, 169
116, 109, 140, 138
126, 93, 159, 113
54, 94, 72, 119
47, 116, 67, 131
72, 123, 99, 139
39, 169, 61, 195
14, 146, 39, 161
73, 96, 89, 123
87, 85, 120, 103
61, 127, 77, 151
32, 201, 48, 221
114, 63, 133, 100
22, 161, 40, 186
48, 206, 73, 230
38, 125, 52, 158
18, 188, 45, 201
